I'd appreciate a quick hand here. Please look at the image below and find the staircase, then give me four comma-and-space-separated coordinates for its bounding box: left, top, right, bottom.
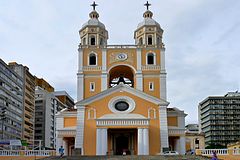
40, 155, 211, 160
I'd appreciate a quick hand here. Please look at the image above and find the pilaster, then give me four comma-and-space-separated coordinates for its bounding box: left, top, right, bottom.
75, 105, 85, 155
159, 105, 169, 152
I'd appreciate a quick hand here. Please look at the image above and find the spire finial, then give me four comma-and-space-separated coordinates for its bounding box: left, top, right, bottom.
91, 1, 98, 11
144, 1, 151, 10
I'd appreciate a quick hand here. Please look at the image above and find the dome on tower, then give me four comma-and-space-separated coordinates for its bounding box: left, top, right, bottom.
82, 10, 106, 29
137, 10, 161, 29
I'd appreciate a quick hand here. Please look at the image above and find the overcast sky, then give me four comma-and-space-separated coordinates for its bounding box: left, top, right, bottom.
1, 0, 240, 124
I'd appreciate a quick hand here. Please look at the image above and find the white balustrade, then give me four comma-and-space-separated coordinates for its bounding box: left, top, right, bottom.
168, 128, 185, 135
82, 66, 102, 71
141, 65, 161, 71
0, 150, 55, 156
233, 149, 240, 155
96, 119, 149, 126
199, 149, 228, 155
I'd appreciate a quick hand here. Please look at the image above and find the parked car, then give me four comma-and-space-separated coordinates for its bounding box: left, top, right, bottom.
162, 151, 179, 155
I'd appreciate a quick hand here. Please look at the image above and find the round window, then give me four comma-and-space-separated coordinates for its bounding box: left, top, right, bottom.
115, 101, 129, 111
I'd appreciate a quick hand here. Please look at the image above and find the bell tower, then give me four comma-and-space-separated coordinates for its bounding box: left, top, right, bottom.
134, 1, 163, 48
79, 2, 108, 47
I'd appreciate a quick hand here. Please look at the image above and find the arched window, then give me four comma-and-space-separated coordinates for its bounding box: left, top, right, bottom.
89, 53, 97, 65
100, 38, 104, 45
82, 38, 86, 45
147, 35, 153, 45
138, 37, 143, 45
90, 36, 96, 45
148, 107, 156, 119
88, 108, 96, 119
147, 53, 155, 65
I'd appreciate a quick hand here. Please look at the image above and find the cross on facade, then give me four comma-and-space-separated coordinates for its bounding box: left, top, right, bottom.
144, 1, 151, 10
91, 1, 98, 10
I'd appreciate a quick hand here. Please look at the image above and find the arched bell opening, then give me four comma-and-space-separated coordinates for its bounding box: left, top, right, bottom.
108, 65, 135, 88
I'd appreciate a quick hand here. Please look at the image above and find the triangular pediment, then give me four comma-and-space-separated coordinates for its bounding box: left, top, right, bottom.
76, 84, 169, 106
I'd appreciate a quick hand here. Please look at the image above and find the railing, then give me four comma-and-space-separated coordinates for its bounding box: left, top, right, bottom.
168, 128, 185, 135
200, 149, 228, 155
141, 65, 161, 71
233, 149, 240, 155
82, 66, 102, 71
0, 150, 56, 156
96, 119, 149, 126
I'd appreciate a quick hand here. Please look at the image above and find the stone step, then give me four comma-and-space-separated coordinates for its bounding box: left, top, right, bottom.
40, 155, 211, 160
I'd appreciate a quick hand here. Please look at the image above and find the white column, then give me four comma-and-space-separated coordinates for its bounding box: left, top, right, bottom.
160, 73, 167, 100
101, 48, 108, 91
136, 48, 143, 91
75, 105, 85, 155
101, 73, 108, 91
96, 128, 102, 155
160, 47, 167, 101
160, 48, 165, 71
136, 48, 142, 71
138, 128, 143, 155
56, 137, 63, 156
102, 128, 108, 155
77, 73, 84, 101
143, 128, 149, 155
96, 128, 108, 155
136, 73, 143, 91
63, 139, 68, 156
78, 48, 83, 72
175, 138, 180, 153
159, 106, 169, 153
179, 136, 186, 155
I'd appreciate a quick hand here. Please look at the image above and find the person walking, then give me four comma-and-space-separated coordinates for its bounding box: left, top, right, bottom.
211, 151, 218, 160
59, 146, 64, 158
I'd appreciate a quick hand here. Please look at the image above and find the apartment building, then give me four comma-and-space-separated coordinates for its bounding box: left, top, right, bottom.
0, 59, 23, 140
8, 62, 35, 144
198, 91, 240, 147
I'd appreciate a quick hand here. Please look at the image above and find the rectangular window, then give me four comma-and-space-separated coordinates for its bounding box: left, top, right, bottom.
149, 82, 154, 91
90, 82, 95, 92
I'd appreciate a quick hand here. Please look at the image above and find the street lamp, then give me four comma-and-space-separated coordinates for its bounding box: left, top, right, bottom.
0, 107, 6, 139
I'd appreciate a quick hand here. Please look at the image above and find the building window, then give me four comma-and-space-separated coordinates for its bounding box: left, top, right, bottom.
148, 107, 156, 119
138, 37, 143, 45
90, 82, 95, 92
89, 53, 97, 65
82, 38, 86, 45
149, 82, 154, 91
88, 108, 96, 119
100, 38, 103, 45
90, 36, 96, 45
147, 53, 155, 65
147, 35, 153, 45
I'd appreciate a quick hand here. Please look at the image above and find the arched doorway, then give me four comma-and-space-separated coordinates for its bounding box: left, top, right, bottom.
108, 65, 135, 88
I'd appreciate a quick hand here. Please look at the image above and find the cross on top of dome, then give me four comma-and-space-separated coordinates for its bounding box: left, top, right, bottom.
144, 1, 151, 10
91, 1, 98, 11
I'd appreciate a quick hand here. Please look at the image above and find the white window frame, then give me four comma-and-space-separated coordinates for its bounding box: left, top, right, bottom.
146, 52, 156, 65
148, 107, 156, 119
149, 82, 154, 91
88, 52, 98, 66
87, 108, 96, 119
90, 82, 95, 92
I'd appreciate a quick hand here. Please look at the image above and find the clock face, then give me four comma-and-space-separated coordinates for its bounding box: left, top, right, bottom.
116, 53, 128, 61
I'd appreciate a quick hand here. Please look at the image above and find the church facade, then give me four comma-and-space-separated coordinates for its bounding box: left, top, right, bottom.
56, 2, 186, 156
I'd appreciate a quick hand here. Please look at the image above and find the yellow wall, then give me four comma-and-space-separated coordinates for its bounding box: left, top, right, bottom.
84, 77, 101, 98
167, 117, 178, 127
143, 77, 160, 98
83, 91, 161, 155
64, 117, 77, 127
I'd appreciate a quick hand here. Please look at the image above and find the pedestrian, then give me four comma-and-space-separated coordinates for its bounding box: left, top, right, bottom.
211, 151, 218, 160
59, 146, 64, 158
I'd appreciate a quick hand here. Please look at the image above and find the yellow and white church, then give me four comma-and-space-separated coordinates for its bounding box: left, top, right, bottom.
56, 2, 187, 156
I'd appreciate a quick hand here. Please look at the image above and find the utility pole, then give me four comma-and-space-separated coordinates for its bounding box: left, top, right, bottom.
0, 107, 6, 139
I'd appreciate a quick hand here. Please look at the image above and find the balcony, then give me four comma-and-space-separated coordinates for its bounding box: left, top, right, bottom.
82, 66, 102, 71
